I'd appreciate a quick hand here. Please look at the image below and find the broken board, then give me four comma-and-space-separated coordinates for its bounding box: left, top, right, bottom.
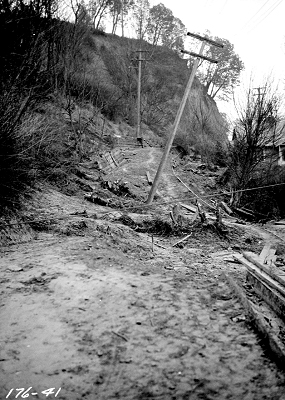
234, 252, 285, 322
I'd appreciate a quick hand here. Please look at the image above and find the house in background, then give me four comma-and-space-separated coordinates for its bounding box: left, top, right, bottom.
232, 119, 285, 167
263, 122, 285, 166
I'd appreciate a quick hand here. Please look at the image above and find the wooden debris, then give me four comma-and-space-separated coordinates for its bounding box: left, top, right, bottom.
95, 150, 127, 175
154, 242, 167, 249
170, 203, 182, 225
196, 200, 207, 223
223, 272, 285, 368
146, 171, 153, 185
172, 170, 214, 210
242, 251, 285, 289
259, 244, 272, 264
234, 252, 285, 321
180, 203, 196, 213
266, 249, 277, 266
172, 234, 192, 247
246, 270, 285, 322
274, 220, 285, 226
220, 201, 233, 215
110, 151, 118, 166
147, 236, 167, 249
234, 207, 256, 219
215, 202, 222, 225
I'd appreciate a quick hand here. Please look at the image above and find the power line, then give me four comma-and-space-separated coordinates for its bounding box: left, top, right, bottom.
1, 181, 285, 228
239, 0, 272, 32
245, 0, 283, 34
233, 0, 282, 38
218, 0, 229, 16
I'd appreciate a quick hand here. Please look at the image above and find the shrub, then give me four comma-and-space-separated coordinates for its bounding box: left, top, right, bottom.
0, 90, 34, 212
238, 165, 285, 219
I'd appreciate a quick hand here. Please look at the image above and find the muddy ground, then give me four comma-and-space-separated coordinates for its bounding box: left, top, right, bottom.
1, 147, 285, 400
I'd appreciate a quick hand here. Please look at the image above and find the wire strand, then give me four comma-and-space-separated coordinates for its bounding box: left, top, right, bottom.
1, 180, 285, 228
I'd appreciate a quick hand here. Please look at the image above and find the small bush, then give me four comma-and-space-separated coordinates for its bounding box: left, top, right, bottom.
237, 165, 285, 219
0, 91, 33, 212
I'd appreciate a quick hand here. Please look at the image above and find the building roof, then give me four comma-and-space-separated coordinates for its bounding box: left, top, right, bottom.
265, 121, 285, 147
232, 119, 285, 147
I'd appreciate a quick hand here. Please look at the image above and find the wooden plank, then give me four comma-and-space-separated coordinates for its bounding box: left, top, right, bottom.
110, 151, 119, 166
172, 234, 192, 247
274, 220, 285, 226
180, 203, 197, 213
105, 152, 115, 168
234, 253, 285, 298
220, 201, 233, 215
243, 251, 285, 289
115, 154, 125, 162
265, 248, 277, 266
234, 207, 255, 218
247, 271, 285, 322
196, 201, 206, 223
259, 244, 271, 264
223, 272, 285, 369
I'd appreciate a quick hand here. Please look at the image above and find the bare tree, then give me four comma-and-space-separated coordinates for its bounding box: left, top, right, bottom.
87, 0, 113, 30
131, 0, 150, 40
228, 79, 281, 206
109, 0, 133, 35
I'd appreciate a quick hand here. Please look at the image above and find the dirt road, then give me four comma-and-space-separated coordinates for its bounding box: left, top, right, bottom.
1, 147, 285, 400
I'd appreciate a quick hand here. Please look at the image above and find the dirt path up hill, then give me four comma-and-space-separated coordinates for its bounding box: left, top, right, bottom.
1, 146, 285, 400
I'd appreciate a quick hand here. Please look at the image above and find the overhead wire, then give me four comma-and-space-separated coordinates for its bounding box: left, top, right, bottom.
218, 0, 229, 15
1, 180, 285, 228
239, 0, 272, 32
244, 0, 283, 34
233, 0, 283, 38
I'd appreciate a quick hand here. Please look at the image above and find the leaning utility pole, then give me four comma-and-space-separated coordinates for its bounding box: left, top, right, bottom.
146, 32, 223, 204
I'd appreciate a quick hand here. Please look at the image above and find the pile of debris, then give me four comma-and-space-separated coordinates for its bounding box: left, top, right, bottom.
225, 243, 285, 369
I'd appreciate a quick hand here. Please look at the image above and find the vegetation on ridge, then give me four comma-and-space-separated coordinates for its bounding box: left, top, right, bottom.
0, 0, 236, 215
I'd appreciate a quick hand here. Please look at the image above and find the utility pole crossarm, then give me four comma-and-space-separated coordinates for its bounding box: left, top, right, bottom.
187, 31, 224, 48
146, 31, 223, 205
181, 49, 218, 64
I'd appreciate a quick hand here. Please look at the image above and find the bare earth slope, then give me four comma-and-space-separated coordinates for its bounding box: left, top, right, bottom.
1, 147, 285, 400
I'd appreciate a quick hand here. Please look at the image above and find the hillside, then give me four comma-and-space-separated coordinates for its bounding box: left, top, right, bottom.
81, 32, 229, 153
0, 22, 230, 214
3, 15, 285, 400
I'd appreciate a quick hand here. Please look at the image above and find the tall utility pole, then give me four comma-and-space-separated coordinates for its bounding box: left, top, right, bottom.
136, 47, 143, 146
135, 3, 149, 147
135, 48, 149, 147
146, 32, 223, 204
254, 87, 265, 98
253, 87, 266, 105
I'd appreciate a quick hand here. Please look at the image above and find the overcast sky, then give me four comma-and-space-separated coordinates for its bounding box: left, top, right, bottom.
149, 0, 285, 118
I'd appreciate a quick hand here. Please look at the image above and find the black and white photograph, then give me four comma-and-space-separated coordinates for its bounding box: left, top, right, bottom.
1, 1, 285, 399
